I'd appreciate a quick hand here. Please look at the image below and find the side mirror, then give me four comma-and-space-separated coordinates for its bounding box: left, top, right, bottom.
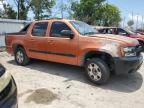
60, 30, 74, 39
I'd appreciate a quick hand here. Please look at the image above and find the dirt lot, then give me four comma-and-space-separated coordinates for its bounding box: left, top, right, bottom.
0, 52, 144, 108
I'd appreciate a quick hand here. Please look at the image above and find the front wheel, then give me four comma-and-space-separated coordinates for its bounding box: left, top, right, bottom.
139, 41, 144, 51
14, 47, 30, 66
85, 58, 110, 85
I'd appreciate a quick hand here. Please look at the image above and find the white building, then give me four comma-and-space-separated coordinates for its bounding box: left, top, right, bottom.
0, 19, 30, 47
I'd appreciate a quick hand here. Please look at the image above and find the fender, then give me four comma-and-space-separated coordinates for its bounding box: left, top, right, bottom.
78, 49, 115, 66
12, 40, 26, 54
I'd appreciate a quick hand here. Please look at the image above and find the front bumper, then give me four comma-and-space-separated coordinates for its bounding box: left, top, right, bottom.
113, 55, 143, 75
0, 77, 17, 108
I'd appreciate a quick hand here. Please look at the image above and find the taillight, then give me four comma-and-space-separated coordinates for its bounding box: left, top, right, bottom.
5, 34, 7, 45
5, 34, 9, 46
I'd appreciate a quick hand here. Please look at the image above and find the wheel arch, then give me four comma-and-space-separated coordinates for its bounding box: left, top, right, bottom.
12, 44, 25, 53
80, 51, 115, 71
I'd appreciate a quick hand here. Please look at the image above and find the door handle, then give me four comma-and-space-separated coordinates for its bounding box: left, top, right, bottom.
48, 40, 53, 43
48, 40, 54, 45
30, 39, 35, 41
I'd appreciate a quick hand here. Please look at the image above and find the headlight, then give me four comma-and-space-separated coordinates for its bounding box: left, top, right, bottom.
0, 71, 11, 93
123, 46, 136, 57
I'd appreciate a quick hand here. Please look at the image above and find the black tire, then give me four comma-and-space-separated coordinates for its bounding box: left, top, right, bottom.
139, 41, 144, 51
85, 58, 110, 85
14, 47, 30, 66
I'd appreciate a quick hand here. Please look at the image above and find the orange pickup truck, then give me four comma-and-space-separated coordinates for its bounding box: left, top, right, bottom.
5, 19, 143, 84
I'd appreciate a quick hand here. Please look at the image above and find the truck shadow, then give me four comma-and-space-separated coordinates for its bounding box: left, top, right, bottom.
8, 59, 143, 93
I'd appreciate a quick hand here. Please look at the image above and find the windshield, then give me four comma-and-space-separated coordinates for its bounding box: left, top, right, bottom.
124, 28, 136, 35
70, 21, 98, 35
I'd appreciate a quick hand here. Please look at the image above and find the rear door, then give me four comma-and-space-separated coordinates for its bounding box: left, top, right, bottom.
27, 22, 48, 59
46, 21, 78, 65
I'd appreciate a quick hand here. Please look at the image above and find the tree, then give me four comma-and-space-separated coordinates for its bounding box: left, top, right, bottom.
3, 4, 17, 19
56, 0, 74, 19
71, 0, 105, 24
127, 20, 134, 27
0, 9, 5, 18
28, 0, 55, 20
13, 0, 29, 20
19, 0, 29, 20
59, 0, 69, 18
71, 0, 121, 26
0, 3, 17, 19
100, 4, 121, 26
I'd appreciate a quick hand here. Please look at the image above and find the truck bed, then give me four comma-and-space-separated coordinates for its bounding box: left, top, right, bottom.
5, 32, 26, 55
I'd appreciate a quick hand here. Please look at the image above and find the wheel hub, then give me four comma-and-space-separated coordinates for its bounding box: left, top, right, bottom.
16, 51, 24, 63
87, 63, 102, 81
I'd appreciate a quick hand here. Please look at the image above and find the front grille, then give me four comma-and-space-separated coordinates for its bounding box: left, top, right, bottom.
0, 80, 12, 101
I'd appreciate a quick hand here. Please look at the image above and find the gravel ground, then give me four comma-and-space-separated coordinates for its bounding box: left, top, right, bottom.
0, 52, 144, 108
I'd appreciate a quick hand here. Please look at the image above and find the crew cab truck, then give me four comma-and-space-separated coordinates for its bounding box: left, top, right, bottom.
5, 19, 143, 85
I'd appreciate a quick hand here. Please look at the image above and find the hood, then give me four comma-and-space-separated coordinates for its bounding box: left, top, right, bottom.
130, 34, 144, 40
88, 34, 139, 46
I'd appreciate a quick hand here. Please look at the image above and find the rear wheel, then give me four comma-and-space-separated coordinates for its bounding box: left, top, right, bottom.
85, 58, 110, 85
14, 47, 30, 66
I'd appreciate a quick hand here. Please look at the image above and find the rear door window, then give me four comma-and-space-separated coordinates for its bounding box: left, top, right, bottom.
20, 23, 31, 33
32, 22, 48, 37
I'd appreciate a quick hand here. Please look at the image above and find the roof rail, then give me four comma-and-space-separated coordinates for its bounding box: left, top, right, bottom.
42, 17, 64, 20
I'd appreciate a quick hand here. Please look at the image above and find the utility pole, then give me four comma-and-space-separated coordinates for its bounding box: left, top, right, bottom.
105, 0, 108, 26
17, 0, 20, 20
142, 16, 144, 29
136, 14, 139, 30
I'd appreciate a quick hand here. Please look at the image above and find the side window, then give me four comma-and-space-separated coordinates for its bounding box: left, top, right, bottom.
32, 22, 48, 36
50, 22, 71, 37
99, 29, 105, 33
20, 23, 31, 33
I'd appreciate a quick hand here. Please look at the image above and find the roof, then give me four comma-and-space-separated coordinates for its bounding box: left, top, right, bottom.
34, 18, 77, 23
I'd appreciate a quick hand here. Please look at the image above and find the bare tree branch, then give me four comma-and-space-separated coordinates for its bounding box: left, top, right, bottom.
13, 0, 18, 7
